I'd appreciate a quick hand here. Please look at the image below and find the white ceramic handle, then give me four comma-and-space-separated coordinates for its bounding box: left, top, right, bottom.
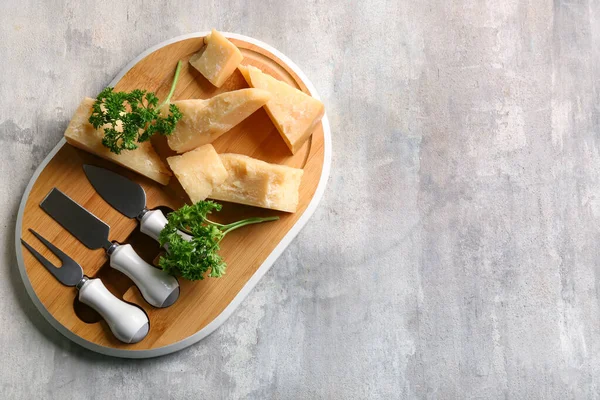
109, 244, 180, 308
78, 278, 149, 344
140, 209, 193, 242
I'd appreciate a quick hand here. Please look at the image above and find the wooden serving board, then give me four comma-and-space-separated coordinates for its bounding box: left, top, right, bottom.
15, 33, 331, 358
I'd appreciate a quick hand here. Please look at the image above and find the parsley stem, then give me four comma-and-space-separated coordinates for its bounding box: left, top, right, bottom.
221, 216, 280, 237
160, 60, 183, 108
204, 218, 225, 227
176, 216, 279, 236
178, 226, 193, 236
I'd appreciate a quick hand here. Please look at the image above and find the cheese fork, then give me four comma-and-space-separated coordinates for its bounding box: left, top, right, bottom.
21, 229, 150, 344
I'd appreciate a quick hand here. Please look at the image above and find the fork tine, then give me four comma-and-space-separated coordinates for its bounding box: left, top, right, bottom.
22, 229, 83, 287
20, 238, 59, 272
28, 229, 69, 264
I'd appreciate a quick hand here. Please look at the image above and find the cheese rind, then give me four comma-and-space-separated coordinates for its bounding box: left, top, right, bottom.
238, 65, 325, 154
210, 153, 304, 213
64, 97, 171, 185
166, 144, 228, 203
189, 29, 244, 87
166, 88, 271, 153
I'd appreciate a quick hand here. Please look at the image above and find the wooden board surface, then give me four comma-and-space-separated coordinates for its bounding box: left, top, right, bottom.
18, 35, 325, 352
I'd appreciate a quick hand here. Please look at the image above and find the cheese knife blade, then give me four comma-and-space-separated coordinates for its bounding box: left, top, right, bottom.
83, 164, 191, 243
83, 164, 147, 219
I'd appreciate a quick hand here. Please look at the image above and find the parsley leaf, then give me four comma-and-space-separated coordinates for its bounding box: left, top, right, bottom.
89, 61, 183, 154
158, 201, 279, 281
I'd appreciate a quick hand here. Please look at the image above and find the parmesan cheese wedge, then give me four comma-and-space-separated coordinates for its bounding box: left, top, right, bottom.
64, 97, 172, 185
189, 29, 244, 87
238, 65, 324, 154
166, 88, 271, 153
166, 144, 228, 203
210, 153, 303, 213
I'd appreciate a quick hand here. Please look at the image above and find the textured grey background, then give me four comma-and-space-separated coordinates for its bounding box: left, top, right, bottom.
1, 0, 599, 399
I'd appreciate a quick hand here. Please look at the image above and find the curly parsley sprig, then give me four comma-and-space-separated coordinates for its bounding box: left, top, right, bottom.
158, 201, 279, 281
88, 61, 183, 154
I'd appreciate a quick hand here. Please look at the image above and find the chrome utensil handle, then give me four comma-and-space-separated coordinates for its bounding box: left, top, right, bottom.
78, 278, 149, 344
139, 209, 193, 242
109, 244, 180, 308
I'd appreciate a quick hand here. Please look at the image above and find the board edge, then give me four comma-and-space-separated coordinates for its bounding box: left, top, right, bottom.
14, 31, 332, 358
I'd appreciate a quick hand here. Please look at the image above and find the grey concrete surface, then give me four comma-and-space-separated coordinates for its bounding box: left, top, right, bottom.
1, 0, 599, 398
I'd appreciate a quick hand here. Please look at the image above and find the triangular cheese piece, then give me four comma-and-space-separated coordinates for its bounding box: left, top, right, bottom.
238, 65, 324, 154
189, 29, 244, 88
64, 97, 172, 185
166, 88, 271, 153
166, 144, 228, 203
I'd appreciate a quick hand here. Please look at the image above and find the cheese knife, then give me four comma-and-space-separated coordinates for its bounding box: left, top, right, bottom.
83, 164, 191, 243
21, 229, 149, 343
40, 188, 180, 308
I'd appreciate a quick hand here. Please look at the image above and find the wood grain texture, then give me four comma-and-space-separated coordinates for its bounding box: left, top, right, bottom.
19, 37, 324, 350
